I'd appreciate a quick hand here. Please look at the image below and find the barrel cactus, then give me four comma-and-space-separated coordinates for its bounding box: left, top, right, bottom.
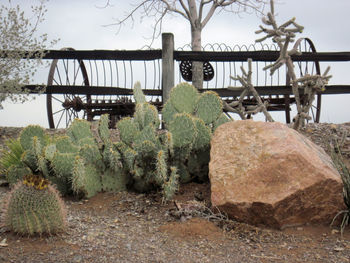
2, 174, 66, 236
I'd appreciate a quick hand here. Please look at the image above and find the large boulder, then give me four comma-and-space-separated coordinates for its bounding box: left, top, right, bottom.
209, 120, 345, 229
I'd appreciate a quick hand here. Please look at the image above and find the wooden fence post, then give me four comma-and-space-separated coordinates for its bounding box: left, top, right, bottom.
162, 33, 174, 103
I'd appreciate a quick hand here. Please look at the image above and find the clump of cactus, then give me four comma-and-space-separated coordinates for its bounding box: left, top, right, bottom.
115, 82, 179, 200
116, 82, 229, 199
162, 82, 230, 183
1, 82, 229, 201
1, 115, 127, 199
2, 174, 66, 236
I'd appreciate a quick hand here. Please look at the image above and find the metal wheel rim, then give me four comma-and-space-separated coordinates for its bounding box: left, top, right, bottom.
46, 48, 91, 129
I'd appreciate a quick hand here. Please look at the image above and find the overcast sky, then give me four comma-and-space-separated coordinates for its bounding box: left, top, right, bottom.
0, 0, 349, 127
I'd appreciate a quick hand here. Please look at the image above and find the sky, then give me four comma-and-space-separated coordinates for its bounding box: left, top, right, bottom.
0, 0, 350, 128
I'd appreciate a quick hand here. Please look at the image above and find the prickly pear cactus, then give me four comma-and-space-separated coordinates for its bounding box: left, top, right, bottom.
162, 83, 229, 132
133, 81, 147, 104
168, 82, 199, 114
195, 91, 223, 125
168, 113, 197, 149
19, 125, 46, 151
115, 83, 180, 199
19, 125, 48, 173
161, 83, 230, 183
2, 174, 66, 236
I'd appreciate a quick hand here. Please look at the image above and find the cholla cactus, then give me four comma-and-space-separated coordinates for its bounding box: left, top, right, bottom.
227, 59, 274, 121
2, 174, 66, 236
255, 0, 331, 129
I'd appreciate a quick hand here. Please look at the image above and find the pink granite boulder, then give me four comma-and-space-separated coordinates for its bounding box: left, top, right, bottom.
209, 120, 345, 229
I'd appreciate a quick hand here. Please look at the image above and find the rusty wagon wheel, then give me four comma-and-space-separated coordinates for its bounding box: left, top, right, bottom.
288, 38, 322, 123
46, 48, 91, 129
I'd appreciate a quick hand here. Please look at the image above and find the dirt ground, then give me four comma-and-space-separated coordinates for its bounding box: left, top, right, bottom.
0, 183, 349, 263
0, 123, 350, 263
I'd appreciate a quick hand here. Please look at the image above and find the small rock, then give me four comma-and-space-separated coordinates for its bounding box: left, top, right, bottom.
0, 238, 8, 247
73, 255, 83, 263
330, 124, 338, 132
0, 178, 8, 187
194, 191, 204, 201
331, 229, 340, 235
297, 227, 303, 231
334, 247, 344, 252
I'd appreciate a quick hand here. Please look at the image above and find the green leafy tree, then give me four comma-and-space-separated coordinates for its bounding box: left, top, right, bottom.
0, 0, 57, 109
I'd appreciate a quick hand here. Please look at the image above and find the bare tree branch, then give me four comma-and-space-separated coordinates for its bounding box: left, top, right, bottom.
198, 0, 213, 24
201, 1, 220, 28
187, 0, 199, 28
178, 0, 192, 20
161, 0, 189, 21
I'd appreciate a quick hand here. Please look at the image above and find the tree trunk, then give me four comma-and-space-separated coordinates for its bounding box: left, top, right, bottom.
191, 26, 203, 90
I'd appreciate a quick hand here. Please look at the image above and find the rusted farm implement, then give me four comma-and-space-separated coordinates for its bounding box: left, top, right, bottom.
10, 33, 350, 128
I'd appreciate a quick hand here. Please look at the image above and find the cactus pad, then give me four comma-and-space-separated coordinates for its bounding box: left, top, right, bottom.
67, 119, 93, 144
169, 83, 199, 114
101, 169, 128, 192
161, 100, 178, 125
134, 124, 157, 145
54, 136, 79, 154
213, 113, 230, 131
71, 157, 102, 198
135, 103, 160, 130
134, 140, 157, 157
192, 118, 212, 150
133, 81, 146, 104
195, 91, 223, 124
117, 117, 140, 145
169, 113, 196, 148
19, 125, 46, 151
155, 150, 167, 185
44, 144, 57, 161
162, 166, 179, 201
50, 152, 76, 178
98, 114, 111, 144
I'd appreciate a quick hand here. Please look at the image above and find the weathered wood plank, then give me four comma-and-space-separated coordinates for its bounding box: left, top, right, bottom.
21, 85, 350, 96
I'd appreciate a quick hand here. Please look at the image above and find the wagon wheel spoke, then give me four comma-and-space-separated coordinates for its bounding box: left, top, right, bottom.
47, 48, 91, 129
